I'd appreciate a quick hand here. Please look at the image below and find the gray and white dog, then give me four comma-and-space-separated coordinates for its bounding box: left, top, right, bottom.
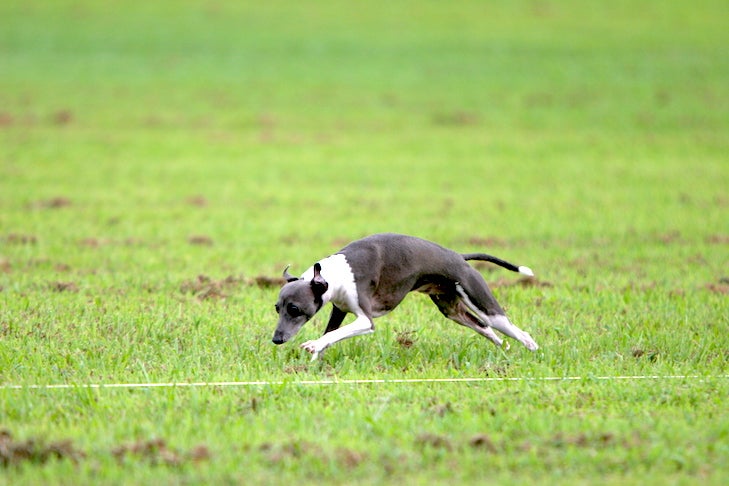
272, 233, 538, 360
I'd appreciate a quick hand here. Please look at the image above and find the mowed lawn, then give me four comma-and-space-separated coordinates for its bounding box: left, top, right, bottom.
1, 0, 728, 483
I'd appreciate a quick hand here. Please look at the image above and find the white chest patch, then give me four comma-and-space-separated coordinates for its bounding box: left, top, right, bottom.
301, 254, 361, 313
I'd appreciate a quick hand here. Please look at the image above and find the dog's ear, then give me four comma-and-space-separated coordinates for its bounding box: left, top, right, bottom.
310, 262, 328, 296
282, 265, 299, 283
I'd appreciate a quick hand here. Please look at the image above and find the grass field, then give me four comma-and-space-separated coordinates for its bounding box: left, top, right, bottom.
1, 0, 728, 483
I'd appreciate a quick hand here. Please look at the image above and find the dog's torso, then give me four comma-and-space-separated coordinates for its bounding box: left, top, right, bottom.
302, 233, 490, 317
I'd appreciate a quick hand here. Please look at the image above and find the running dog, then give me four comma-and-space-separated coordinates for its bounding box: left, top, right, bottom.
272, 233, 538, 360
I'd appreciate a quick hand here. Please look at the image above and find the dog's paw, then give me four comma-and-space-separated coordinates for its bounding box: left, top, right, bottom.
521, 333, 539, 351
300, 340, 325, 361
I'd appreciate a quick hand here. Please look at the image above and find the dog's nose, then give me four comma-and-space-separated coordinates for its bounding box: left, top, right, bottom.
272, 336, 285, 345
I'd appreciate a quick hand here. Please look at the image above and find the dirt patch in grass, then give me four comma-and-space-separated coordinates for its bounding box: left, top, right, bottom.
705, 282, 729, 295
112, 439, 211, 467
259, 440, 320, 463
283, 364, 309, 374
180, 274, 284, 300
180, 275, 241, 300
49, 281, 79, 293
706, 234, 729, 245
425, 400, 454, 418
549, 432, 623, 450
415, 433, 453, 451
185, 195, 208, 207
3, 234, 37, 245
335, 447, 368, 469
188, 444, 212, 464
1, 430, 211, 469
406, 430, 644, 458
395, 330, 417, 348
257, 440, 367, 470
432, 110, 480, 127
546, 431, 646, 452
0, 430, 85, 467
0, 112, 14, 127
78, 237, 111, 248
28, 197, 72, 209
51, 110, 73, 126
657, 230, 684, 245
632, 348, 660, 362
480, 362, 510, 377
252, 275, 287, 288
76, 237, 151, 249
188, 235, 214, 246
112, 439, 190, 467
469, 434, 498, 453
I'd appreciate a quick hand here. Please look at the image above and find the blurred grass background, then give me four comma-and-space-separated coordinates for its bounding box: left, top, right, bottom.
2, 0, 726, 260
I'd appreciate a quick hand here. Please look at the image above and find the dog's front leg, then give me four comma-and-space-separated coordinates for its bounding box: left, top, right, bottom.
301, 314, 374, 360
323, 305, 347, 334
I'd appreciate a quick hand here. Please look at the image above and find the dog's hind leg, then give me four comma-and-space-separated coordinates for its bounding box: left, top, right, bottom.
454, 271, 539, 351
429, 293, 509, 349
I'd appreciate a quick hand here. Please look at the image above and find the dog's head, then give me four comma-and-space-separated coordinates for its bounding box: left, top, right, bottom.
272, 263, 328, 344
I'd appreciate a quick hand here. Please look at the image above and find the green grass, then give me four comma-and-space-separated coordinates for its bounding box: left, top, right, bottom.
1, 0, 728, 483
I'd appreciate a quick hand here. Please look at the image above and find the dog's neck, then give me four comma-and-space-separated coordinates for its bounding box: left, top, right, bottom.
301, 253, 359, 313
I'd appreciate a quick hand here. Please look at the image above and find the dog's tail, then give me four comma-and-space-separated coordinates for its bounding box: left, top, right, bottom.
462, 253, 534, 277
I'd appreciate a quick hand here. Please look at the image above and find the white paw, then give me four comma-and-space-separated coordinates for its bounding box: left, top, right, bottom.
300, 340, 326, 361
521, 333, 539, 351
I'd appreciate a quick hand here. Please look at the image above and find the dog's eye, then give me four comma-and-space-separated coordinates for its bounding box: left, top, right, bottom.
275, 304, 280, 313
287, 303, 302, 317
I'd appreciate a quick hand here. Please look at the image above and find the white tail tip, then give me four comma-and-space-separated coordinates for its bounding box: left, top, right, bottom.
518, 266, 534, 277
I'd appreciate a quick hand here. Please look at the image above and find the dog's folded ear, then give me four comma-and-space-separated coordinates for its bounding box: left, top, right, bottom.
282, 265, 299, 283
311, 262, 329, 296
